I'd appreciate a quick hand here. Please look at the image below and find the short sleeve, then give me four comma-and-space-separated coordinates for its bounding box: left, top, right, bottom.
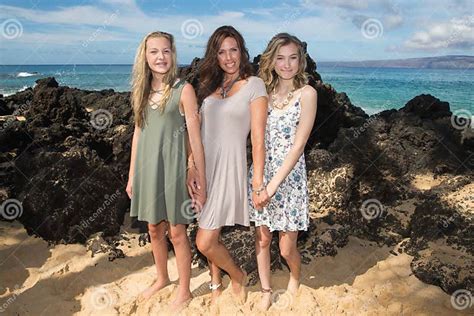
249, 77, 268, 102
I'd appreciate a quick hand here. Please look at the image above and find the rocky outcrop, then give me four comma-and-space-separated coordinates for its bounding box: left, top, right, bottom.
0, 54, 472, 295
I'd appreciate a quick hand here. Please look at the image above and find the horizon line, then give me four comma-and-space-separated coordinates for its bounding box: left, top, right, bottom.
1, 54, 473, 66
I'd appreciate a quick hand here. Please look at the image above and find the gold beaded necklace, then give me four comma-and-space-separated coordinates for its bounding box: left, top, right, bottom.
271, 88, 296, 110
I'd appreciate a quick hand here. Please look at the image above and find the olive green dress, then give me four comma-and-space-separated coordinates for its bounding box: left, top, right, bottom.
130, 79, 192, 225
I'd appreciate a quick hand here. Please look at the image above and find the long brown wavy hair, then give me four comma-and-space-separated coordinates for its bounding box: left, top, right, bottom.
258, 33, 308, 94
198, 26, 254, 104
131, 31, 178, 128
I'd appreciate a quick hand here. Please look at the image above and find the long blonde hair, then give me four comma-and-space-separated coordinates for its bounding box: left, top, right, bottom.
131, 31, 178, 128
258, 33, 308, 94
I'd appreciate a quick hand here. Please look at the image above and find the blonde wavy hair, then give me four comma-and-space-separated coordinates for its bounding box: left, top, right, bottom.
258, 33, 308, 94
131, 31, 178, 128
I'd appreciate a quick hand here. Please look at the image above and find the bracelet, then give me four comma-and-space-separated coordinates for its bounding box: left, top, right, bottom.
187, 158, 196, 170
252, 185, 266, 196
252, 184, 264, 192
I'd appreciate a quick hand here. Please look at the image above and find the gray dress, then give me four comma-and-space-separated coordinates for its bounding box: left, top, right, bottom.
198, 76, 267, 229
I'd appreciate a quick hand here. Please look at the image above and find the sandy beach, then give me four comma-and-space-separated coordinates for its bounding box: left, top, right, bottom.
1, 215, 469, 316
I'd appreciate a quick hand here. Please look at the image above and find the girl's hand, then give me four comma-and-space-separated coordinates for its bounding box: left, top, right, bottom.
186, 167, 201, 201
265, 183, 276, 199
257, 188, 270, 211
126, 178, 133, 199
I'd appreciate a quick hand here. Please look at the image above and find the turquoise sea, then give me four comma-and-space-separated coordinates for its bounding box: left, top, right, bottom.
1, 64, 472, 115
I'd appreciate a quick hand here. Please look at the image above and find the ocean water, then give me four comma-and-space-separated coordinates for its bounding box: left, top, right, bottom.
1, 64, 472, 115
317, 65, 473, 115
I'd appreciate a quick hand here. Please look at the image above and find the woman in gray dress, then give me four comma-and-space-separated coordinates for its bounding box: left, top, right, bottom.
190, 25, 268, 304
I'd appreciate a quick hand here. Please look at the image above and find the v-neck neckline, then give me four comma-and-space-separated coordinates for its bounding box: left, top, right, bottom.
206, 77, 252, 102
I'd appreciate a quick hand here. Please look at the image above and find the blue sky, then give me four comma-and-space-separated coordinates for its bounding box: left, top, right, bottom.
0, 0, 472, 64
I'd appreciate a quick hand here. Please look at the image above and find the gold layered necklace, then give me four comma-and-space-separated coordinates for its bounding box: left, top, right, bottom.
271, 87, 296, 110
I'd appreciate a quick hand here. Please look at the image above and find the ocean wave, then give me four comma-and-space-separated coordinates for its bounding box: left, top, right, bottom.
16, 72, 39, 78
1, 85, 31, 96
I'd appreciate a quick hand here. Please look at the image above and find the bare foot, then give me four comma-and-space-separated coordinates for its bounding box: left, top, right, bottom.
231, 270, 247, 303
169, 290, 192, 313
287, 276, 300, 295
210, 286, 223, 305
138, 278, 170, 301
258, 292, 272, 311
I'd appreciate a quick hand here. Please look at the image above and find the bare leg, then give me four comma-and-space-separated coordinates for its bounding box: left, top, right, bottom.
140, 221, 170, 300
196, 228, 246, 298
279, 231, 300, 294
208, 259, 223, 304
255, 226, 272, 310
168, 223, 193, 310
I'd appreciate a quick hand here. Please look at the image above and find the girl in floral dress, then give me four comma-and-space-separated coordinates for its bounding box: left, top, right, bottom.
249, 33, 317, 310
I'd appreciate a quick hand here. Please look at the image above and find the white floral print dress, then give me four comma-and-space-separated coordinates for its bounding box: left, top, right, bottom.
249, 93, 309, 232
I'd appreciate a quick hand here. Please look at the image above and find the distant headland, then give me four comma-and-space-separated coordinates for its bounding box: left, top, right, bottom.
319, 55, 474, 69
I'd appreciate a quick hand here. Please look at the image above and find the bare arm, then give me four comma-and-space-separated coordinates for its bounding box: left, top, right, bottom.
250, 95, 268, 204
126, 124, 141, 198
181, 83, 206, 193
266, 86, 317, 197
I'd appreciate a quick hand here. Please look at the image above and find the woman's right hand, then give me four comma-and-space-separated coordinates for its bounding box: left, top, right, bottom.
126, 177, 133, 199
193, 188, 207, 213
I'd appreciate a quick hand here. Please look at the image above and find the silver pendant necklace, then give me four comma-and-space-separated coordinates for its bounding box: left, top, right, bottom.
220, 76, 240, 98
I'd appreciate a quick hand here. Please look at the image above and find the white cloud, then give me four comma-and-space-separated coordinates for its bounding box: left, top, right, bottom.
301, 0, 370, 10
403, 15, 474, 50
1, 0, 472, 64
0, 5, 115, 26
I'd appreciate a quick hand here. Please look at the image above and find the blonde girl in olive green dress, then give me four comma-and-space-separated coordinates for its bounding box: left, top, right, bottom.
126, 31, 206, 311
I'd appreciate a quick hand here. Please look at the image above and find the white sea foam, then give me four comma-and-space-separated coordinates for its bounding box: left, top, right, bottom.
1, 85, 30, 96
16, 72, 38, 77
